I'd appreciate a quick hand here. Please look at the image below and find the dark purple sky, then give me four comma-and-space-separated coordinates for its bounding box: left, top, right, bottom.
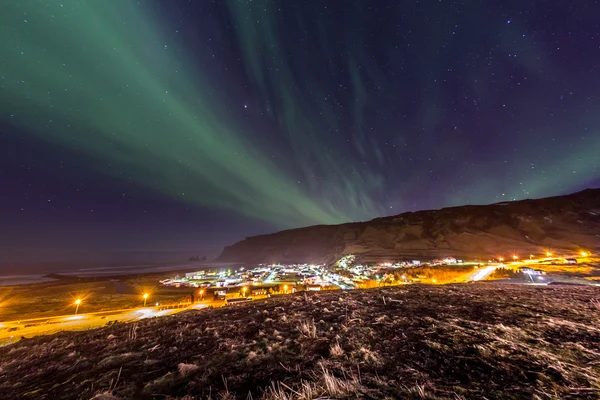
1, 1, 599, 271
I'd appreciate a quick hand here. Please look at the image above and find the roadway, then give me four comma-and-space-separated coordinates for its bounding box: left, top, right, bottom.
262, 269, 278, 284
465, 257, 562, 282
0, 302, 212, 346
468, 265, 500, 281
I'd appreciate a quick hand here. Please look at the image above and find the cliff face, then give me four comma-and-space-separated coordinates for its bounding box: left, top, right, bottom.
218, 189, 600, 264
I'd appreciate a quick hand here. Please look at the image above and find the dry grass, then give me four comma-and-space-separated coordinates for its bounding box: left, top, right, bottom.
319, 364, 362, 397
329, 341, 344, 358
177, 363, 199, 377
297, 319, 317, 339
264, 381, 320, 400
1, 284, 600, 399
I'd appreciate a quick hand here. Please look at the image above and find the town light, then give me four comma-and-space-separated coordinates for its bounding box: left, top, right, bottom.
513, 255, 518, 260
74, 298, 82, 314
143, 293, 149, 307
283, 285, 288, 293
498, 257, 504, 262
546, 251, 552, 257
581, 251, 588, 257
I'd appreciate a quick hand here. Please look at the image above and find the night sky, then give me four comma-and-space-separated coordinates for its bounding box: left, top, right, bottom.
2, 1, 600, 269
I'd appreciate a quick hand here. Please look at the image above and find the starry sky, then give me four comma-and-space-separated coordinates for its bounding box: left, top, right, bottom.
1, 0, 600, 269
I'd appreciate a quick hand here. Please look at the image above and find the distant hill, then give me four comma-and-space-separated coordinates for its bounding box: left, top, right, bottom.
218, 189, 600, 264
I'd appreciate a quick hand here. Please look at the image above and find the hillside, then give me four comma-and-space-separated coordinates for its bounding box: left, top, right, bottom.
1, 285, 599, 399
218, 189, 600, 264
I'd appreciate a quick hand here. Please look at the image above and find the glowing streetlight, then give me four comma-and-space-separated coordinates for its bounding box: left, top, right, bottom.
498, 257, 504, 262
546, 251, 552, 257
283, 285, 288, 293
199, 289, 204, 300
432, 278, 437, 283
74, 298, 82, 314
242, 286, 247, 297
513, 255, 519, 260
143, 293, 149, 307
581, 251, 589, 257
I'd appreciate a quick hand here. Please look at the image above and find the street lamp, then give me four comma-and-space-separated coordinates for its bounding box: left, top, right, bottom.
581, 251, 589, 257
283, 285, 288, 293
546, 251, 552, 257
498, 257, 504, 262
143, 293, 149, 307
242, 286, 247, 297
513, 255, 518, 260
74, 298, 82, 314
199, 289, 204, 300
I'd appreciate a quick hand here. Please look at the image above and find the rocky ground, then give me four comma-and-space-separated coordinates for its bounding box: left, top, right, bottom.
1, 284, 600, 399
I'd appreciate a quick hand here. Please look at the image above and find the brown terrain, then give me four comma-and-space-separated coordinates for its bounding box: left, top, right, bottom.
218, 189, 600, 264
1, 284, 599, 399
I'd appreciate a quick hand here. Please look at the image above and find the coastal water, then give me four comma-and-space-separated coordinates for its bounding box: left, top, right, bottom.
0, 262, 238, 286
0, 274, 58, 286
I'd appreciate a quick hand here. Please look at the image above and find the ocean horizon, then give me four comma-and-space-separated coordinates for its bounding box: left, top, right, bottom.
0, 261, 239, 286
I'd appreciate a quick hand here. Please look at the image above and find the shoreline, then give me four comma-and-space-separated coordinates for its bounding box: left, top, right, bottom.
0, 261, 241, 287
0, 263, 239, 322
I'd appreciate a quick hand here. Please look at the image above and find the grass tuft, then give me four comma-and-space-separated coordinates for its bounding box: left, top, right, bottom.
298, 319, 317, 338
329, 341, 344, 358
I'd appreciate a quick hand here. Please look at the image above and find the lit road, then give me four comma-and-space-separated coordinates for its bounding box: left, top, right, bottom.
468, 265, 499, 282
323, 274, 352, 290
263, 269, 278, 284
0, 303, 211, 346
465, 256, 565, 282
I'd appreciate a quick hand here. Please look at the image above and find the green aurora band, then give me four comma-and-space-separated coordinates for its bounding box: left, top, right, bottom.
227, 0, 600, 208
2, 1, 599, 228
0, 1, 383, 227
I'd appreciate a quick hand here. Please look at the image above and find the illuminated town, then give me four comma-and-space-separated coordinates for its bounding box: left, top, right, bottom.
2, 249, 596, 345
159, 250, 596, 302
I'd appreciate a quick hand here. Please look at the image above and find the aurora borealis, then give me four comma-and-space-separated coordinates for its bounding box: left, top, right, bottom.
2, 1, 600, 264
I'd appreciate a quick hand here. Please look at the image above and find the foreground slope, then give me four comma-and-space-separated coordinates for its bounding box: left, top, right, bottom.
218, 189, 600, 264
1, 284, 600, 399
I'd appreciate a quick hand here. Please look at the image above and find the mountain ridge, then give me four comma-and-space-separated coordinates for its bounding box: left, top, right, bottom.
218, 188, 600, 264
